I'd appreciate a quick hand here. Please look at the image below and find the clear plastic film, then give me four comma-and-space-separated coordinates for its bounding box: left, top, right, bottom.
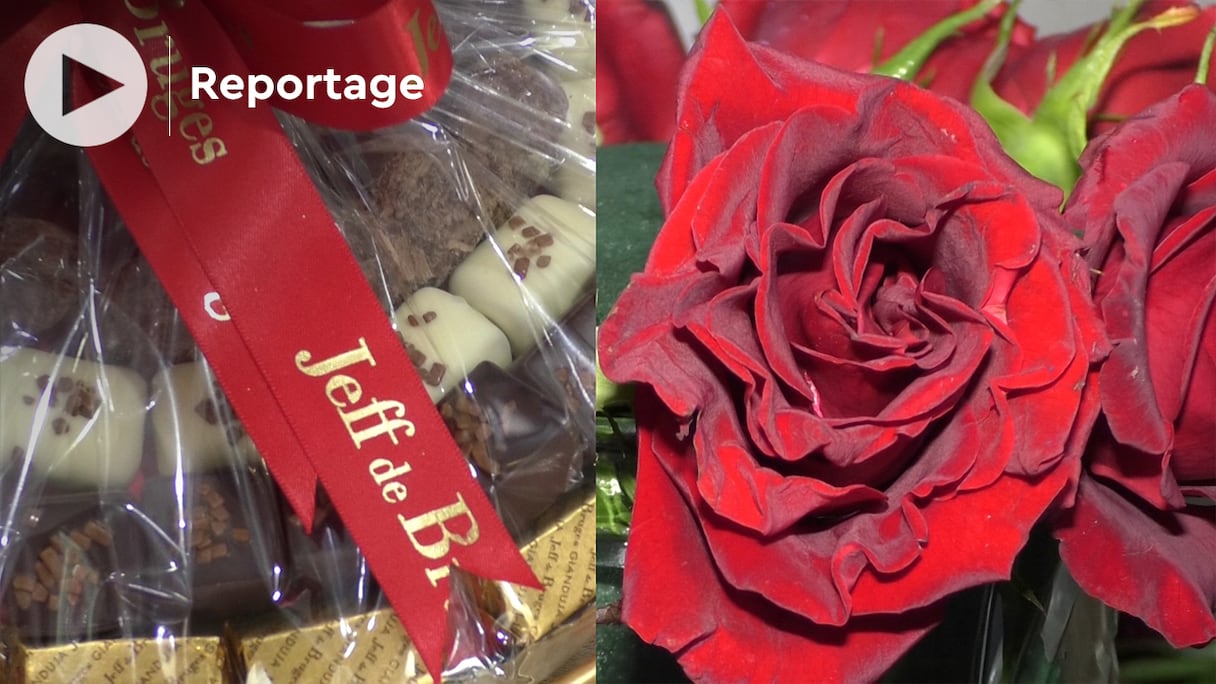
0, 1, 595, 681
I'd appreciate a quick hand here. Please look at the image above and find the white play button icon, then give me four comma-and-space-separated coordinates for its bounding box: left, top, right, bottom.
24, 23, 147, 147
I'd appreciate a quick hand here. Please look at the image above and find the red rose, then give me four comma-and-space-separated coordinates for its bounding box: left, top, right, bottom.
599, 15, 1105, 682
1055, 85, 1216, 648
597, 0, 1030, 144
994, 1, 1216, 135
597, 0, 687, 143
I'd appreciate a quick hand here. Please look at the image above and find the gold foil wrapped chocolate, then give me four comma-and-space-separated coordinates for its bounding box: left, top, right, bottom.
231, 490, 595, 682
501, 492, 596, 641
3, 633, 225, 684
234, 609, 432, 684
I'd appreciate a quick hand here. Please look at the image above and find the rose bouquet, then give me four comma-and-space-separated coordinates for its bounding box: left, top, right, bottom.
595, 1, 1215, 682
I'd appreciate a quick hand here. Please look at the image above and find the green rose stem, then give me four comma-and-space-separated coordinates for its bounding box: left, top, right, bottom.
872, 0, 1002, 81
1197, 23, 1216, 84
971, 1, 1199, 196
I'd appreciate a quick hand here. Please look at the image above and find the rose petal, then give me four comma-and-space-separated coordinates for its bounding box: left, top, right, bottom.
599, 269, 733, 419
1057, 476, 1216, 647
1144, 211, 1216, 483
849, 466, 1073, 615
658, 13, 867, 212
625, 389, 943, 682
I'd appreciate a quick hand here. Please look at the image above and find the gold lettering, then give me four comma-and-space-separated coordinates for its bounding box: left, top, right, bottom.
398, 494, 479, 560
131, 21, 167, 47
295, 338, 375, 377
405, 10, 430, 77
125, 0, 159, 21
149, 50, 187, 90
178, 111, 212, 142
325, 374, 362, 408
426, 13, 441, 50
369, 457, 412, 487
190, 137, 228, 165
424, 563, 451, 587
342, 398, 415, 447
382, 481, 407, 503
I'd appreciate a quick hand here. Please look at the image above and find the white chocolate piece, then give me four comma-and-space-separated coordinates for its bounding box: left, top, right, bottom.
555, 77, 596, 209
555, 161, 595, 211
545, 27, 595, 75
0, 347, 146, 489
150, 362, 260, 475
520, 0, 593, 25
532, 15, 595, 77
559, 78, 595, 157
395, 288, 512, 402
449, 196, 596, 356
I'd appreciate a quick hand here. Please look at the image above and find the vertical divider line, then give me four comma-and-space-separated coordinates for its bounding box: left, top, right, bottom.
167, 35, 171, 136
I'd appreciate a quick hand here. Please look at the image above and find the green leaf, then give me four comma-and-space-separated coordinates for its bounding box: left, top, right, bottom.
595, 410, 638, 536
596, 458, 633, 536
595, 143, 667, 324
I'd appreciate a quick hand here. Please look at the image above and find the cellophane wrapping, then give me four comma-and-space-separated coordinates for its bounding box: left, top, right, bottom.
0, 1, 595, 681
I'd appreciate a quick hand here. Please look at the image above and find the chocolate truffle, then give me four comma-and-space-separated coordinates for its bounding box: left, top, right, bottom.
394, 287, 512, 402
0, 348, 146, 490
1, 495, 150, 643
365, 147, 490, 303
141, 468, 288, 621
438, 362, 582, 536
103, 255, 197, 366
0, 217, 80, 340
150, 362, 260, 475
448, 54, 569, 183
365, 56, 568, 301
449, 195, 595, 355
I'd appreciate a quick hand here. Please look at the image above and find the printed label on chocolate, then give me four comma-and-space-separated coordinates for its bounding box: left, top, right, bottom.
17, 636, 224, 684
294, 338, 482, 587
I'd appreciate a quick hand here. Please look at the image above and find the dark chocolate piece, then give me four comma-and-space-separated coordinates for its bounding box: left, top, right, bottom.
1, 494, 149, 643
281, 494, 378, 617
102, 255, 197, 366
365, 149, 490, 303
0, 217, 80, 340
141, 468, 288, 621
364, 55, 568, 303
438, 362, 582, 536
516, 296, 596, 454
447, 54, 568, 225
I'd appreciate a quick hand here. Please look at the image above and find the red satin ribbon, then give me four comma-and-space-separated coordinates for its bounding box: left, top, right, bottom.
207, 0, 453, 129
3, 0, 537, 677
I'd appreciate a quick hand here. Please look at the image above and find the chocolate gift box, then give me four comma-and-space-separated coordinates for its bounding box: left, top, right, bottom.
0, 0, 595, 680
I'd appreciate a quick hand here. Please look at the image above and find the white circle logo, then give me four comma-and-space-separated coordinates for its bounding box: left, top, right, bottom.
24, 24, 147, 147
